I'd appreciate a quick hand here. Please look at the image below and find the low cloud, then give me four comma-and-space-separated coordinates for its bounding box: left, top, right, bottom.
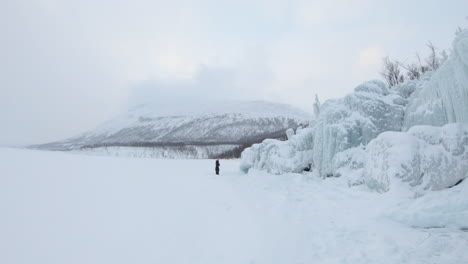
1, 0, 466, 145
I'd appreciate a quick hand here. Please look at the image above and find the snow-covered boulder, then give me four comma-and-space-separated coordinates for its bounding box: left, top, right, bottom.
313, 80, 405, 177
364, 123, 468, 192
240, 127, 314, 174
403, 29, 468, 130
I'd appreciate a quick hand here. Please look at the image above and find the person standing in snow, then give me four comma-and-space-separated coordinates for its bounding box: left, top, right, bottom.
215, 159, 220, 175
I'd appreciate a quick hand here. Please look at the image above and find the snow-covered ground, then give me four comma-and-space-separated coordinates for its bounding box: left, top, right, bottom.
1, 147, 467, 264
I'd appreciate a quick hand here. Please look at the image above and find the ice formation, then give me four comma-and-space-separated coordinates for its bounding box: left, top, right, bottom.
331, 146, 366, 186
313, 94, 321, 119
312, 80, 405, 176
240, 127, 314, 174
403, 29, 468, 130
240, 29, 468, 194
241, 80, 405, 176
364, 123, 468, 192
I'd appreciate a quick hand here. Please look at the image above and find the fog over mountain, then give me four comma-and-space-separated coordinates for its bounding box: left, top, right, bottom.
35, 100, 312, 158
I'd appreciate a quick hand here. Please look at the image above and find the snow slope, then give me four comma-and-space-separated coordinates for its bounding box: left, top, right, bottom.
35, 100, 311, 158
1, 147, 468, 264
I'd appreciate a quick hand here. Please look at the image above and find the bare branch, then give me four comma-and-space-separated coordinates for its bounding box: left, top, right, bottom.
425, 41, 440, 71
381, 57, 404, 88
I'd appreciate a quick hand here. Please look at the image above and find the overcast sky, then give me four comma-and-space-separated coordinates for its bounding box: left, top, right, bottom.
1, 0, 467, 145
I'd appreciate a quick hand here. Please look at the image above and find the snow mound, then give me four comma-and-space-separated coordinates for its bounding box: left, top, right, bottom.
240, 127, 314, 174
389, 179, 468, 229
364, 123, 468, 192
313, 80, 405, 176
403, 29, 468, 130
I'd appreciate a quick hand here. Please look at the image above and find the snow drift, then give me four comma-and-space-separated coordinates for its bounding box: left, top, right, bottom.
388, 178, 468, 229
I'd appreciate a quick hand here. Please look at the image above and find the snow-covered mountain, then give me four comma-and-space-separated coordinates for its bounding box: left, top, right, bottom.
34, 100, 312, 158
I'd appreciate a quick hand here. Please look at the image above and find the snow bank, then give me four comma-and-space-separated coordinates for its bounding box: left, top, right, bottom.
389, 179, 468, 229
240, 127, 314, 174
364, 123, 468, 192
313, 80, 405, 176
403, 29, 468, 130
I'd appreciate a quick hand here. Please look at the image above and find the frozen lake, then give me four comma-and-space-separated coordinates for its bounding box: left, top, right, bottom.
1, 147, 467, 264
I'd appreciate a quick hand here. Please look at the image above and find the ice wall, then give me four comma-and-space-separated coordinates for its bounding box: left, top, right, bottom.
240, 80, 405, 176
240, 127, 314, 174
240, 29, 468, 183
403, 29, 468, 130
312, 80, 405, 176
364, 123, 468, 193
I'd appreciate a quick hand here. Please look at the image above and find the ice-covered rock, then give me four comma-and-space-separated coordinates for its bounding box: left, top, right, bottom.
313, 80, 405, 176
240, 128, 314, 174
364, 123, 468, 192
403, 29, 468, 130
